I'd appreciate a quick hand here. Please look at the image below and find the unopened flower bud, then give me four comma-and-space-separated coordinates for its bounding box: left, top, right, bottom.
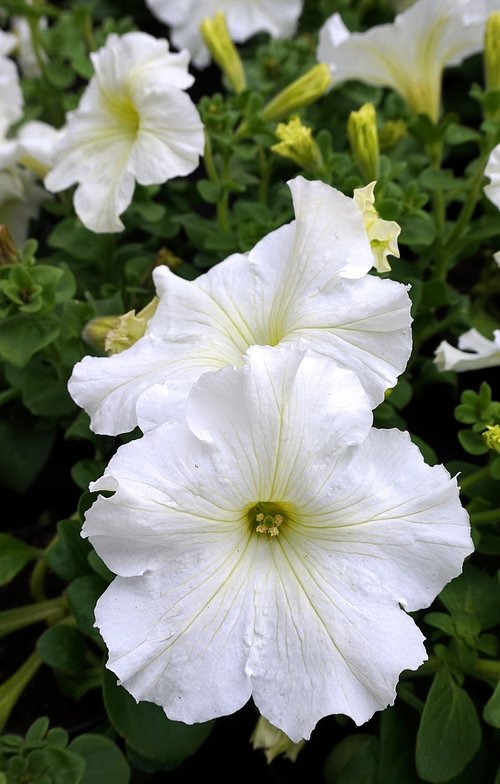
271, 115, 323, 173
353, 182, 400, 273
84, 297, 159, 355
347, 103, 380, 183
485, 12, 500, 92
200, 12, 246, 93
261, 64, 332, 122
0, 225, 20, 266
483, 424, 500, 453
250, 716, 306, 764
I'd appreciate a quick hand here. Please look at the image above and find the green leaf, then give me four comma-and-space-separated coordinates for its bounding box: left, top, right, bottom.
379, 704, 420, 784
36, 626, 87, 675
47, 519, 93, 583
26, 716, 50, 742
323, 734, 379, 784
439, 563, 500, 631
5, 361, 75, 417
67, 574, 107, 636
0, 533, 40, 585
102, 670, 214, 770
25, 747, 84, 784
398, 210, 436, 247
457, 430, 489, 455
68, 734, 130, 784
0, 314, 60, 367
483, 681, 500, 728
415, 670, 482, 782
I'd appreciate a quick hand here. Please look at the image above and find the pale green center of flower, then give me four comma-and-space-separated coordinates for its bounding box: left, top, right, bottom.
102, 90, 140, 136
248, 502, 288, 538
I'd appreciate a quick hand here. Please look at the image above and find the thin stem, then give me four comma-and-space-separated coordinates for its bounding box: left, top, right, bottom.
471, 658, 500, 680
0, 652, 42, 731
0, 597, 66, 639
30, 557, 48, 602
0, 388, 20, 407
469, 507, 500, 525
459, 465, 490, 493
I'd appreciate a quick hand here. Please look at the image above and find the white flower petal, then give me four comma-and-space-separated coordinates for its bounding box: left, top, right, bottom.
434, 329, 500, 372
86, 350, 471, 740
317, 0, 497, 120
484, 143, 500, 210
69, 176, 412, 435
44, 32, 203, 233
145, 0, 303, 69
0, 56, 23, 136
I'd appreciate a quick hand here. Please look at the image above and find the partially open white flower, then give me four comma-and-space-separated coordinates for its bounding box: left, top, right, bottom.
317, 0, 498, 121
68, 176, 412, 435
353, 182, 400, 273
146, 0, 303, 69
484, 143, 500, 209
44, 31, 204, 233
0, 35, 23, 137
83, 345, 472, 742
434, 328, 500, 372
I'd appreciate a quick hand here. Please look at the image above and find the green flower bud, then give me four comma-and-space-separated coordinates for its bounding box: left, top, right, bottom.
271, 115, 323, 173
83, 297, 159, 355
0, 225, 20, 266
200, 12, 246, 94
485, 12, 500, 92
483, 424, 500, 453
347, 102, 380, 183
379, 119, 408, 152
250, 716, 306, 764
261, 64, 332, 123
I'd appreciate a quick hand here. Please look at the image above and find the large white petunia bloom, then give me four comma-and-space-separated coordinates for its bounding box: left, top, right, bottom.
0, 32, 23, 137
83, 346, 473, 742
434, 328, 500, 372
44, 31, 204, 233
317, 0, 499, 122
68, 176, 413, 436
145, 0, 303, 69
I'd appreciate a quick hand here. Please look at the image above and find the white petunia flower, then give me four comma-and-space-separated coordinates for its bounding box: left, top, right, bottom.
484, 143, 500, 209
83, 345, 472, 742
44, 31, 204, 233
317, 0, 499, 122
0, 36, 23, 137
10, 13, 48, 78
434, 328, 500, 372
145, 0, 303, 69
68, 176, 412, 436
353, 182, 400, 273
0, 167, 47, 246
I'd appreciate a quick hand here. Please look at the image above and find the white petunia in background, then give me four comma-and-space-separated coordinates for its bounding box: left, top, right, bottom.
68, 176, 413, 436
44, 31, 204, 233
484, 143, 500, 209
434, 328, 500, 372
83, 345, 472, 742
145, 0, 304, 69
317, 0, 499, 122
0, 30, 23, 137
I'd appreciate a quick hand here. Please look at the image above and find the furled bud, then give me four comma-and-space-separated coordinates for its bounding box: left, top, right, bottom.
485, 12, 500, 92
347, 102, 380, 183
271, 115, 323, 173
261, 64, 332, 122
200, 12, 246, 93
250, 716, 306, 764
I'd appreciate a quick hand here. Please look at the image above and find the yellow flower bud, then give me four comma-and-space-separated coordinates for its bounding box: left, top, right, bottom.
271, 115, 323, 173
83, 297, 159, 355
0, 225, 20, 266
250, 716, 306, 764
261, 64, 332, 123
199, 12, 246, 94
353, 182, 401, 273
347, 103, 380, 183
483, 424, 500, 453
485, 12, 500, 92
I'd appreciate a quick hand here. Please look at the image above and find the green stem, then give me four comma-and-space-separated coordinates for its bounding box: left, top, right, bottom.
258, 148, 271, 204
0, 652, 42, 731
442, 147, 491, 257
471, 658, 500, 680
0, 388, 20, 407
459, 465, 490, 493
217, 154, 231, 234
30, 557, 48, 602
469, 507, 500, 525
0, 598, 66, 639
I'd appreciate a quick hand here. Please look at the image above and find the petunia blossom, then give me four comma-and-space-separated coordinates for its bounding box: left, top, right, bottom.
484, 143, 500, 209
0, 32, 23, 137
83, 345, 473, 742
317, 0, 499, 122
434, 328, 500, 372
145, 0, 303, 69
68, 176, 413, 436
44, 31, 204, 233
